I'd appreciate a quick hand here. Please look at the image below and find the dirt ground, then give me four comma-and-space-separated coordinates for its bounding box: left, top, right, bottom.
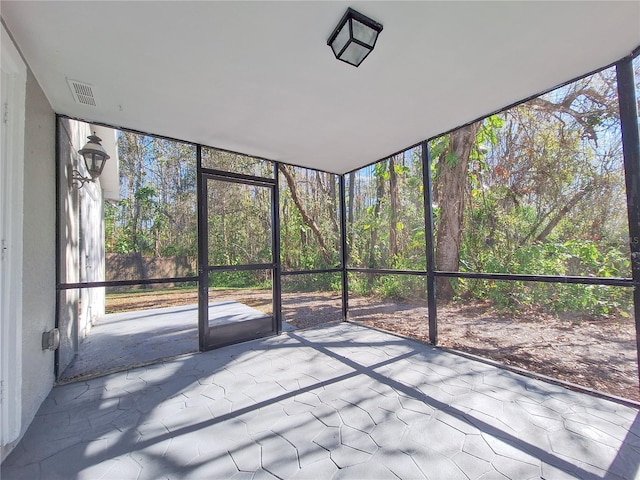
107, 288, 639, 402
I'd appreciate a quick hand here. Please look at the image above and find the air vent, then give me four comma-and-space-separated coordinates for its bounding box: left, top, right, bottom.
67, 79, 97, 106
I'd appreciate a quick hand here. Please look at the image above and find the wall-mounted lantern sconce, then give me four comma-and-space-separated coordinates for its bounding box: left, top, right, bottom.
327, 7, 383, 67
72, 132, 110, 189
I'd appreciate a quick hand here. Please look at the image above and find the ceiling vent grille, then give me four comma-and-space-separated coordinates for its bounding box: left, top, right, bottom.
67, 79, 97, 106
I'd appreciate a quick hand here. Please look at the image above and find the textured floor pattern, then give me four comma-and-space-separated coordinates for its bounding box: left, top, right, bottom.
3, 322, 639, 479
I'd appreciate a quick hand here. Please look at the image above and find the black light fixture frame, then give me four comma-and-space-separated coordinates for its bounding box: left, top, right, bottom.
327, 7, 383, 67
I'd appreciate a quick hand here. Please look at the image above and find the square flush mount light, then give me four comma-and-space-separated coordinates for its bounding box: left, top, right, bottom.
327, 7, 383, 67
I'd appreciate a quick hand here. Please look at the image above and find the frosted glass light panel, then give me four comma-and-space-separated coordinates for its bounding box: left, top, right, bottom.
352, 19, 378, 47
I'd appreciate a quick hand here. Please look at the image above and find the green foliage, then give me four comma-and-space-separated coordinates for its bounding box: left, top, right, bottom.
461, 277, 631, 318
102, 64, 632, 321
282, 273, 341, 293
279, 167, 341, 271
209, 271, 271, 290
106, 132, 198, 262
457, 240, 632, 319
349, 273, 425, 301
444, 151, 458, 167
426, 67, 631, 318
347, 148, 426, 271
448, 66, 631, 317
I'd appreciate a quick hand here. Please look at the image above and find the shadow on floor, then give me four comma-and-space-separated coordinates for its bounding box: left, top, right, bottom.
4, 322, 639, 479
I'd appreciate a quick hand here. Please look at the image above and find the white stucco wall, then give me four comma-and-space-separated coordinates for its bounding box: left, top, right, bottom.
0, 23, 27, 461
58, 119, 107, 351
12, 66, 57, 458
1, 28, 111, 462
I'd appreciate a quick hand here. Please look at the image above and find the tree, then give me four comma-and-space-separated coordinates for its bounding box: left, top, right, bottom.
432, 121, 482, 300
279, 165, 340, 271
433, 65, 629, 309
106, 132, 197, 262
389, 155, 400, 259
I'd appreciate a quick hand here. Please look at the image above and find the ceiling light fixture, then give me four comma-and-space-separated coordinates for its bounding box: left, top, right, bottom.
327, 7, 383, 67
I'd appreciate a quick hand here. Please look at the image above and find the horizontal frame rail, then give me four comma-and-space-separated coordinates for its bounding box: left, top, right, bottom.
57, 276, 198, 290
202, 168, 276, 186
348, 268, 427, 276
436, 271, 633, 287
207, 263, 274, 272
281, 268, 342, 276
342, 267, 633, 287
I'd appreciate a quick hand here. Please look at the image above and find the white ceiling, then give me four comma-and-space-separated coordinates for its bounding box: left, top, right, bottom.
2, 1, 639, 174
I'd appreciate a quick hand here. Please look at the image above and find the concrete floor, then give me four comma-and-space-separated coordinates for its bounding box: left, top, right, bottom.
59, 303, 296, 382
3, 322, 639, 479
58, 304, 200, 382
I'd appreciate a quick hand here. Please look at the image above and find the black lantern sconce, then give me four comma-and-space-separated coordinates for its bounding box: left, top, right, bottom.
71, 132, 110, 189
327, 8, 383, 67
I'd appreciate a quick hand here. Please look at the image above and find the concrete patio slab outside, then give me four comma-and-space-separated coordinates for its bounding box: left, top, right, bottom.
59, 302, 295, 382
3, 322, 639, 479
58, 304, 199, 382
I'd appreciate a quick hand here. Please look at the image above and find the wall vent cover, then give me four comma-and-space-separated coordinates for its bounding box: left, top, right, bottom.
67, 79, 96, 106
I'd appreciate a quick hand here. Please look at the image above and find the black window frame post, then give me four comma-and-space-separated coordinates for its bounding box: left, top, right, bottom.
340, 174, 349, 321
196, 145, 208, 352
616, 53, 640, 382
273, 162, 282, 335
422, 141, 438, 344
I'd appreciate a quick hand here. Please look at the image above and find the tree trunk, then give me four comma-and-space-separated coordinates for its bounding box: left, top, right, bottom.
131, 137, 145, 286
280, 165, 332, 266
326, 173, 340, 236
347, 172, 355, 254
533, 184, 596, 243
389, 155, 399, 260
435, 121, 482, 302
369, 163, 386, 269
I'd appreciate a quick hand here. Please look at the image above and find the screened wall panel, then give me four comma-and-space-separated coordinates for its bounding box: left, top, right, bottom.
281, 273, 342, 329
57, 118, 108, 373
424, 62, 637, 399
430, 65, 630, 283
279, 165, 341, 271
436, 278, 637, 401
58, 285, 198, 382
57, 120, 200, 378
105, 132, 197, 284
348, 272, 428, 342
346, 146, 425, 270
202, 147, 273, 178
